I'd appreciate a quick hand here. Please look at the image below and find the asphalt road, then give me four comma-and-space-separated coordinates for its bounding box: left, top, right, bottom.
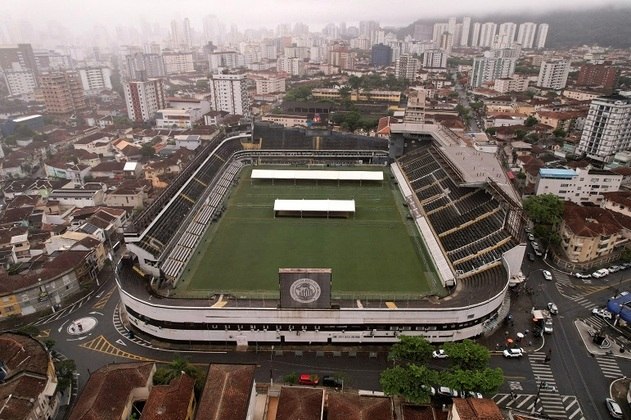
26, 253, 631, 419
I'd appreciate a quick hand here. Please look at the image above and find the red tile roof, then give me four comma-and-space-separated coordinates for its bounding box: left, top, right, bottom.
452, 398, 503, 420
327, 393, 393, 420
70, 362, 155, 420
275, 387, 324, 420
142, 374, 195, 420
195, 364, 256, 420
563, 201, 631, 237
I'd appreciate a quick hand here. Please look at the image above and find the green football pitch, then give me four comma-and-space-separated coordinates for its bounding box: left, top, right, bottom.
177, 166, 442, 298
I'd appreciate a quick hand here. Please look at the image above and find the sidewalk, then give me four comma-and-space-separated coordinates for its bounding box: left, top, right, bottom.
575, 319, 631, 360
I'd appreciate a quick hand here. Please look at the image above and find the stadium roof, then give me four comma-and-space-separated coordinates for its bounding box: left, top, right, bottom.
252, 169, 383, 181
274, 199, 356, 213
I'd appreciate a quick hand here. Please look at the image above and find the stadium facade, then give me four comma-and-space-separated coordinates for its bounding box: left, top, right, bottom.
118, 123, 526, 345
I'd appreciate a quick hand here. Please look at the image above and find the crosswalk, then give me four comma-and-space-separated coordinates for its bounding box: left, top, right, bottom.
595, 354, 624, 379
528, 352, 567, 418
493, 393, 585, 419
32, 296, 90, 326
554, 274, 603, 311
113, 304, 158, 349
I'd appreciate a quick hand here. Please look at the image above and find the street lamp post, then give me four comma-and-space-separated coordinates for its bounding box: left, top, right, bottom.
270, 345, 274, 386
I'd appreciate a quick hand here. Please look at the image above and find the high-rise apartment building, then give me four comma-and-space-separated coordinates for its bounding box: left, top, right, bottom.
78, 67, 112, 94
0, 43, 38, 75
577, 94, 631, 162
432, 23, 449, 46
276, 57, 305, 76
209, 51, 245, 73
461, 17, 471, 47
328, 47, 355, 70
577, 64, 619, 91
413, 24, 433, 42
422, 49, 448, 69
371, 44, 392, 67
537, 59, 570, 90
162, 52, 195, 74
404, 89, 426, 123
535, 24, 549, 49
516, 23, 537, 49
40, 71, 87, 115
469, 49, 518, 88
124, 78, 166, 122
478, 23, 497, 48
124, 53, 166, 81
470, 23, 481, 47
496, 23, 517, 48
2, 66, 38, 97
209, 73, 250, 117
395, 54, 419, 81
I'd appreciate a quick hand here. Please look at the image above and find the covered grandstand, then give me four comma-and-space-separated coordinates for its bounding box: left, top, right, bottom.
118, 122, 525, 345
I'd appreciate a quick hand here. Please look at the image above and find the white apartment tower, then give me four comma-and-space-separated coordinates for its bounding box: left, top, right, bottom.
496, 23, 517, 48
162, 52, 195, 75
470, 23, 481, 47
124, 78, 166, 122
209, 73, 251, 117
461, 17, 471, 47
577, 94, 631, 162
478, 23, 497, 48
517, 23, 537, 49
422, 49, 448, 69
535, 24, 549, 49
432, 23, 449, 46
537, 59, 570, 90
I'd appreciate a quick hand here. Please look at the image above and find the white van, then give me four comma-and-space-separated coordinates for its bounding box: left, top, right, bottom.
592, 268, 609, 278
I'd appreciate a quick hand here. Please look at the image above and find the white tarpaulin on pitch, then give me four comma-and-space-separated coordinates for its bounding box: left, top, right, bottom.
273, 199, 356, 213
252, 169, 383, 181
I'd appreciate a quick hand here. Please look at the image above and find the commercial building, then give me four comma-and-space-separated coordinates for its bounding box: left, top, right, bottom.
534, 167, 622, 205
577, 94, 631, 162
40, 71, 87, 115
537, 59, 570, 90
209, 73, 250, 117
124, 78, 167, 123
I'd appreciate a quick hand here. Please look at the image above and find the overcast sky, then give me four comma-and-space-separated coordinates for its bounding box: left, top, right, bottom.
3, 0, 631, 32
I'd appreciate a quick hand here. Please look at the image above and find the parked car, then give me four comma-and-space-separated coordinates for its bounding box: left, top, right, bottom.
437, 386, 459, 397
322, 376, 343, 388
575, 272, 592, 279
503, 348, 524, 358
466, 391, 483, 399
432, 349, 448, 359
527, 253, 535, 262
605, 397, 623, 419
527, 233, 535, 241
298, 373, 319, 385
608, 265, 622, 273
534, 248, 543, 257
421, 385, 436, 396
547, 302, 558, 315
542, 270, 553, 281
592, 307, 613, 320
592, 268, 609, 278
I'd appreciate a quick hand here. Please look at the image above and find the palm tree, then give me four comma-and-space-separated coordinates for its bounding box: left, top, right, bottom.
153, 356, 203, 392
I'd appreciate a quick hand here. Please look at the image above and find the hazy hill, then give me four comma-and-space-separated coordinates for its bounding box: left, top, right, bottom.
400, 6, 631, 49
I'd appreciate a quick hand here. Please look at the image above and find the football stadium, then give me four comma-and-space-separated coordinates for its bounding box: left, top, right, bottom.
118, 122, 526, 345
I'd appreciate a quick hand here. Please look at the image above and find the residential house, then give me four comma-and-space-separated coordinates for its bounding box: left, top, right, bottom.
327, 394, 393, 420
0, 333, 60, 419
72, 131, 114, 157
142, 374, 196, 420
105, 179, 151, 210
449, 398, 504, 420
195, 364, 256, 420
48, 185, 106, 208
44, 159, 91, 183
89, 160, 126, 179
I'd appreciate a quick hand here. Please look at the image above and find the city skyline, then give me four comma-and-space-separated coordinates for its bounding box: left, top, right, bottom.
2, 0, 630, 37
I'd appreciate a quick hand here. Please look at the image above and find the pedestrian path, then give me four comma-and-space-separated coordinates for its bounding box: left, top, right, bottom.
595, 354, 624, 379
493, 393, 585, 419
528, 352, 567, 418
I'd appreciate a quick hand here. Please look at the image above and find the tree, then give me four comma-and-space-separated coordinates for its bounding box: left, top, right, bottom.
55, 359, 76, 391
284, 85, 312, 101
348, 75, 362, 90
439, 367, 504, 394
140, 143, 155, 158
339, 86, 352, 100
524, 116, 538, 127
154, 356, 204, 393
552, 128, 567, 138
388, 335, 433, 365
380, 364, 438, 404
442, 340, 490, 371
523, 194, 564, 247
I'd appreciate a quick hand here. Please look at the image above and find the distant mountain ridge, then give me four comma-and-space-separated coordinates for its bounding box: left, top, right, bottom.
399, 6, 631, 48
